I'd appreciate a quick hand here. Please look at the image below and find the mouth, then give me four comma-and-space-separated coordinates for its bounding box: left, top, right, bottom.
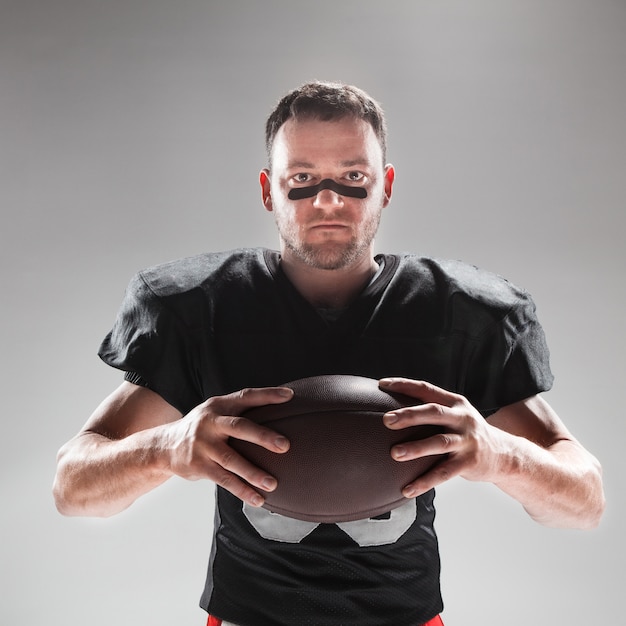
309, 222, 350, 230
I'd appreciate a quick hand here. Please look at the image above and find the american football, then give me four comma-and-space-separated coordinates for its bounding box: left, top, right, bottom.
232, 374, 446, 523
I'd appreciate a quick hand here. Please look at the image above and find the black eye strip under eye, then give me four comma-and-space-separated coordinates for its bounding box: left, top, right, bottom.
288, 178, 368, 200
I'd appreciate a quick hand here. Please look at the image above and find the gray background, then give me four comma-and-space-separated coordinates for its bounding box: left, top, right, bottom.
1, 0, 624, 624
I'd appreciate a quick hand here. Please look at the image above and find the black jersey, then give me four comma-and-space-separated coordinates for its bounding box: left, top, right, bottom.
99, 248, 553, 626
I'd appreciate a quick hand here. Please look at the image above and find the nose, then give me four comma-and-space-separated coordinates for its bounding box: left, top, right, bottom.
312, 187, 344, 209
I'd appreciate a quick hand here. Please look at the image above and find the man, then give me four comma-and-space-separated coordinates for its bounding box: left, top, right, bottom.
54, 82, 604, 626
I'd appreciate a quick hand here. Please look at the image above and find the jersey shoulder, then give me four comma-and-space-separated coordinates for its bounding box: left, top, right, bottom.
135, 248, 269, 298
392, 255, 535, 335
396, 255, 528, 303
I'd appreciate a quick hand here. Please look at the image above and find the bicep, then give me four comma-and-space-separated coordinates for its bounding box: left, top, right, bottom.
81, 381, 183, 440
487, 394, 575, 449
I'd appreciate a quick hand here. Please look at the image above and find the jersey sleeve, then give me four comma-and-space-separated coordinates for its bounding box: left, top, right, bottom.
466, 292, 554, 416
97, 272, 204, 414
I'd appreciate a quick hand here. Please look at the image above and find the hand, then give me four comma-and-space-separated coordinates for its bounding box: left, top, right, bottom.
163, 387, 293, 508
379, 378, 506, 498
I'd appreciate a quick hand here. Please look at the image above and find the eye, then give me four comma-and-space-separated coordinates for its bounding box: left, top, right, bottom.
345, 171, 365, 183
292, 173, 313, 184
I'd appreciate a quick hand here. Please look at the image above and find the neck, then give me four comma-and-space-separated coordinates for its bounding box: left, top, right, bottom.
280, 252, 379, 309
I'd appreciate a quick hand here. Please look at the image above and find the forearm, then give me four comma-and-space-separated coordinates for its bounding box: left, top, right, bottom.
53, 428, 172, 518
490, 434, 605, 529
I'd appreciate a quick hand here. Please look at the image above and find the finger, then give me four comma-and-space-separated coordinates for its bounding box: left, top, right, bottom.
401, 457, 462, 498
211, 441, 280, 495
390, 431, 460, 461
383, 402, 453, 429
379, 378, 461, 407
179, 444, 274, 508
210, 462, 269, 508
214, 414, 290, 453
219, 386, 294, 414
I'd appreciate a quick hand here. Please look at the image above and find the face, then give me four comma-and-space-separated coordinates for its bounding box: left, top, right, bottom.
260, 116, 394, 272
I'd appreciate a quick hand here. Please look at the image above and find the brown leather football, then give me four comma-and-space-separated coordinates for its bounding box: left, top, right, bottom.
231, 374, 445, 523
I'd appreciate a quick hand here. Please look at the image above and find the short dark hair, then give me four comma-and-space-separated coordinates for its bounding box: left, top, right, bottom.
265, 81, 388, 164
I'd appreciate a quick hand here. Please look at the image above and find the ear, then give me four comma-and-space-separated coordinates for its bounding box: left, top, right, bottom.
259, 169, 273, 212
382, 164, 395, 207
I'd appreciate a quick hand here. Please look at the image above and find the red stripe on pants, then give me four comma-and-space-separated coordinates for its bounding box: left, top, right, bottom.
208, 615, 444, 626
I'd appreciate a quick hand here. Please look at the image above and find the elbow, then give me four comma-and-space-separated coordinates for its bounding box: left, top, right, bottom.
53, 445, 76, 516
52, 453, 84, 517
52, 479, 77, 517
582, 457, 606, 530
52, 444, 132, 519
587, 499, 606, 530
563, 457, 606, 531
52, 444, 104, 518
52, 472, 116, 518
52, 477, 79, 517
531, 456, 606, 531
572, 496, 605, 531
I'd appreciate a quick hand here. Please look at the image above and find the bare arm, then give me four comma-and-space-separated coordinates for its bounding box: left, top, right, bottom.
53, 381, 292, 518
379, 378, 605, 529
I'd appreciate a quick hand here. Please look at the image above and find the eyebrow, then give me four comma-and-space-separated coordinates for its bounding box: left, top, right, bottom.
287, 160, 315, 169
287, 158, 371, 169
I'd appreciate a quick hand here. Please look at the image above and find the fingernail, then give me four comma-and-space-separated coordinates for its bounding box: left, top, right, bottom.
277, 388, 293, 398
261, 477, 277, 491
275, 436, 289, 451
251, 494, 264, 507
403, 486, 416, 498
384, 412, 398, 425
392, 445, 406, 459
